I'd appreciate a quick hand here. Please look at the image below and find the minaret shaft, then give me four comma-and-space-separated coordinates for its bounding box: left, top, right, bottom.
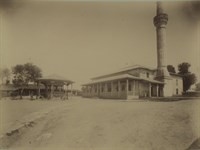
154, 1, 169, 78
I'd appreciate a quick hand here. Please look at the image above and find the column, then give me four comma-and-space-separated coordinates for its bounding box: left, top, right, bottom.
149, 83, 151, 97
156, 84, 159, 97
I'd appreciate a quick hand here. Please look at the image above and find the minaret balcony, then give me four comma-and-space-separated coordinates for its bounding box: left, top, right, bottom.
153, 13, 168, 27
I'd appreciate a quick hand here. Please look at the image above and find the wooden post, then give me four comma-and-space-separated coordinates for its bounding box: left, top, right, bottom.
132, 80, 136, 95
66, 84, 68, 100
45, 84, 48, 99
118, 80, 120, 98
50, 84, 53, 99
97, 83, 99, 97
38, 82, 41, 99
156, 84, 159, 97
111, 81, 113, 97
126, 79, 129, 100
99, 83, 102, 97
71, 83, 73, 97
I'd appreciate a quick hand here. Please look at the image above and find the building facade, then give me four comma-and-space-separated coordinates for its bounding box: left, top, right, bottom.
82, 65, 183, 99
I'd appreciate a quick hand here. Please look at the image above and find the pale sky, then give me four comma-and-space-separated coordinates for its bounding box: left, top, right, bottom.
0, 1, 200, 89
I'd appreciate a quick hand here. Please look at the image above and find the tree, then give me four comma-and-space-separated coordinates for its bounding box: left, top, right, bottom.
178, 62, 191, 74
167, 65, 176, 73
178, 62, 197, 93
12, 63, 42, 99
0, 68, 11, 84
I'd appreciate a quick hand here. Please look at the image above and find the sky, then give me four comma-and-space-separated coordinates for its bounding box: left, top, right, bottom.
0, 1, 200, 89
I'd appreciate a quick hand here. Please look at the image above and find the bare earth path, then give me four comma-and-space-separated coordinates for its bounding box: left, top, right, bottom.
1, 97, 200, 150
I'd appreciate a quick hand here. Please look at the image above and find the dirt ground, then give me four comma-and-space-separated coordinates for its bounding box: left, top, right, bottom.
0, 97, 200, 150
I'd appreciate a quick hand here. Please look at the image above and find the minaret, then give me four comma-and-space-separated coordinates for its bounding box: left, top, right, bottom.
153, 2, 172, 97
153, 1, 170, 78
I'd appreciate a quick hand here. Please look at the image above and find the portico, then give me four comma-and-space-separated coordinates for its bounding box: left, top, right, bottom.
82, 74, 164, 99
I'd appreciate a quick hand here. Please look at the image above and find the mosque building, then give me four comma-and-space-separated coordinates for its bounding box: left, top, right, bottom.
82, 2, 183, 99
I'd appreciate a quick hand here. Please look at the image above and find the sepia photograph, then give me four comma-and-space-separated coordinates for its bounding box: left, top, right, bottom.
0, 0, 200, 149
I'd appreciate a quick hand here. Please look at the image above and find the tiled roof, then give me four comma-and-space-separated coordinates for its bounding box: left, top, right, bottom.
92, 65, 156, 80
37, 74, 74, 84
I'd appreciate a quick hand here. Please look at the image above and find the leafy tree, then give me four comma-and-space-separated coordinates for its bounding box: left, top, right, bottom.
0, 68, 11, 84
167, 65, 176, 73
178, 62, 191, 74
178, 62, 197, 93
12, 63, 42, 99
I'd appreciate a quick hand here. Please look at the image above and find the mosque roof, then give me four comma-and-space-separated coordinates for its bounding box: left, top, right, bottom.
83, 74, 164, 86
91, 65, 157, 80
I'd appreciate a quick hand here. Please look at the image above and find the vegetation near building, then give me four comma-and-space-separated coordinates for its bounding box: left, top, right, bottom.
167, 65, 176, 73
178, 62, 197, 93
12, 63, 42, 99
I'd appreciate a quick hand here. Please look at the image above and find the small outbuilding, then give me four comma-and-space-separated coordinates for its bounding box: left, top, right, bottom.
36, 75, 74, 99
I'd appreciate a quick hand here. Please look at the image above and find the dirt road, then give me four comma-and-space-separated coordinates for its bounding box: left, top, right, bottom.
1, 98, 200, 150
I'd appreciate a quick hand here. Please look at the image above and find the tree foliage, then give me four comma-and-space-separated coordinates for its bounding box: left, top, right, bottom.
12, 63, 42, 85
178, 62, 197, 92
178, 62, 191, 74
167, 65, 176, 73
0, 67, 11, 84
12, 63, 42, 98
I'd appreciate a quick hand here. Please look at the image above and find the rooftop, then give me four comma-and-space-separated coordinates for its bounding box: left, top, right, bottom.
37, 74, 74, 84
92, 65, 157, 80
83, 73, 164, 86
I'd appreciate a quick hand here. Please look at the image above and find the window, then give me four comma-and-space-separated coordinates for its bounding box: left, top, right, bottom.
116, 85, 119, 91
146, 72, 149, 78
176, 88, 178, 95
107, 83, 112, 92
94, 85, 97, 93
101, 84, 104, 92
121, 84, 125, 91
176, 79, 178, 86
128, 83, 132, 91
